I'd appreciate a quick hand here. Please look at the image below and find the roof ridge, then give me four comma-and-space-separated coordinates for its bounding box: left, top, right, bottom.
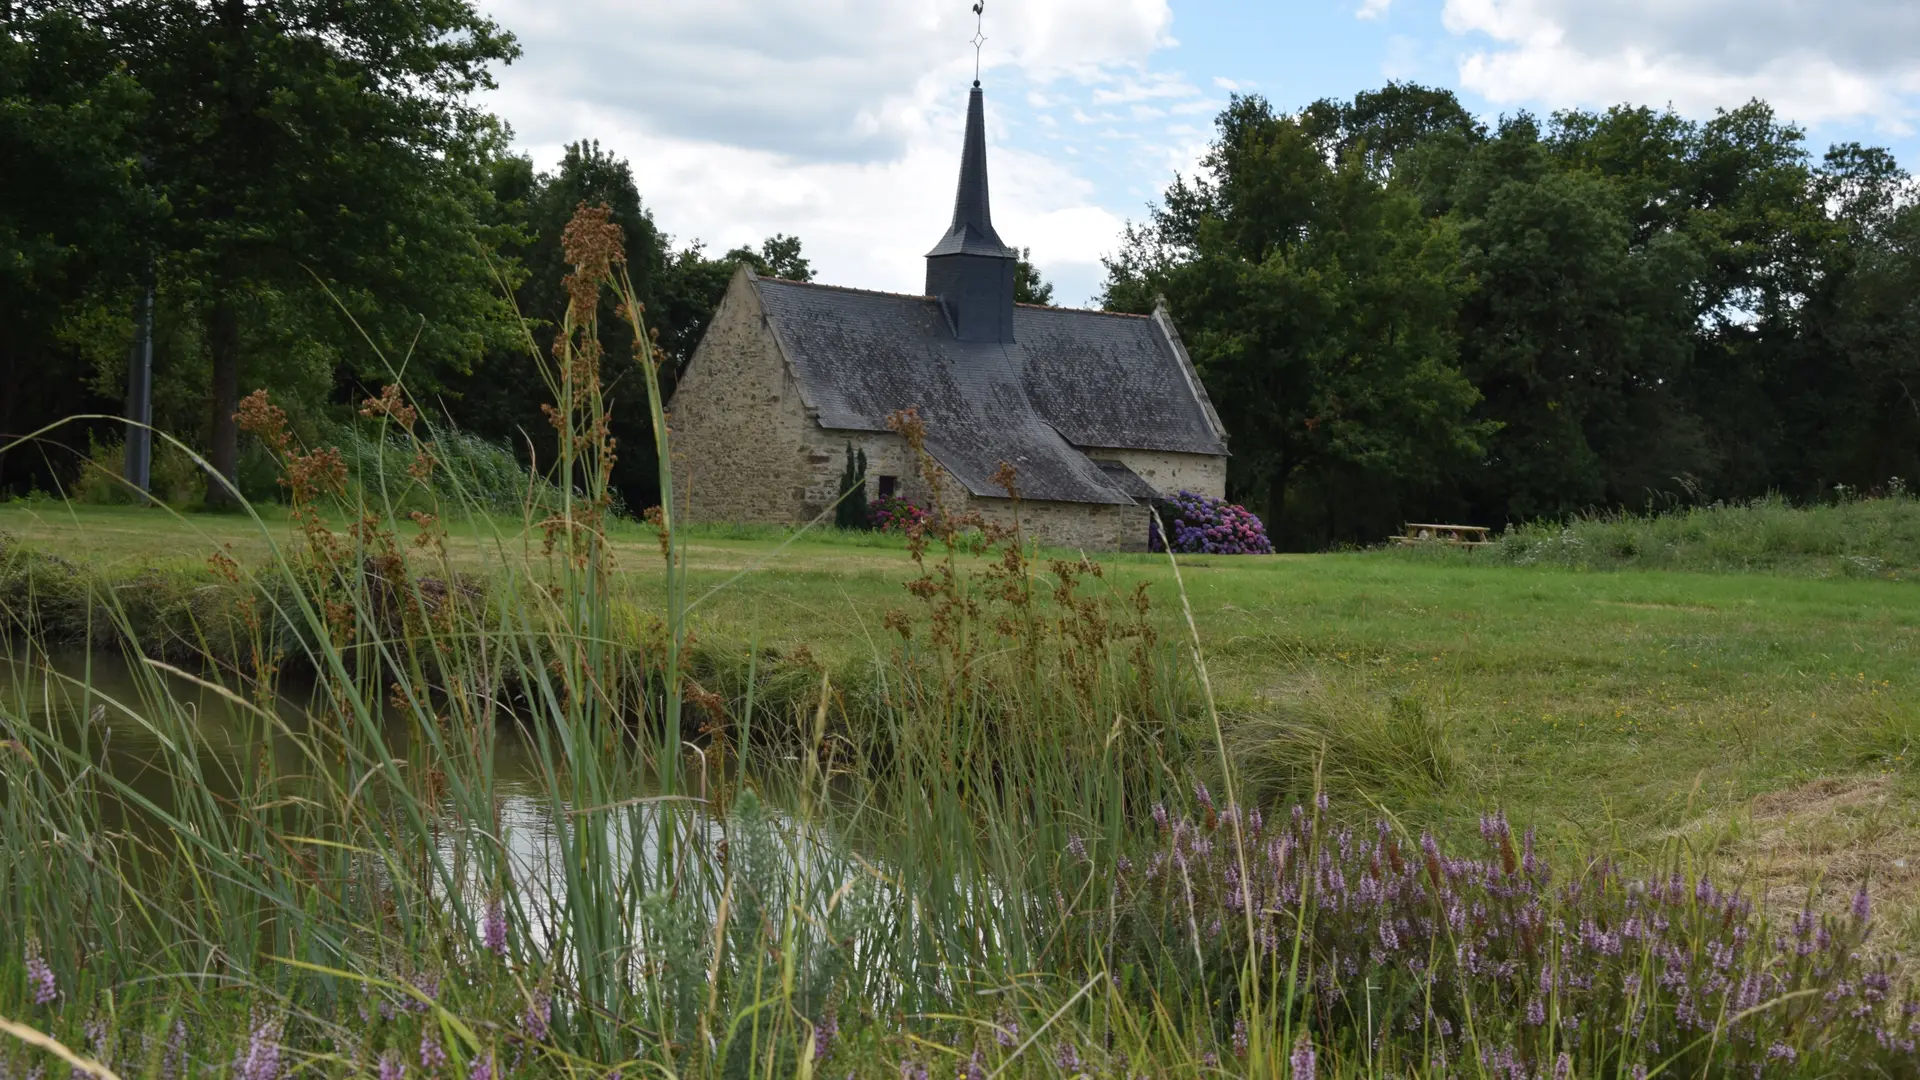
1015, 301, 1149, 319
757, 277, 933, 301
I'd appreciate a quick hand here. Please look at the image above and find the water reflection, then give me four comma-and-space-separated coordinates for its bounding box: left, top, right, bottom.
0, 649, 840, 958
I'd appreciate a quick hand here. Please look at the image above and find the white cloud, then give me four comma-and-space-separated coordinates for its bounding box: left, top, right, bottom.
1442, 0, 1920, 128
475, 0, 1183, 304
1211, 76, 1251, 91
1356, 0, 1392, 23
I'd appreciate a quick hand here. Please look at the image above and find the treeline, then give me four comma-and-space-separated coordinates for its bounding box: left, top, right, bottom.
0, 0, 814, 510
1104, 86, 1920, 549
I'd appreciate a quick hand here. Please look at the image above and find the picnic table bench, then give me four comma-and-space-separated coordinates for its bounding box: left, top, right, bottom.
1391, 523, 1494, 547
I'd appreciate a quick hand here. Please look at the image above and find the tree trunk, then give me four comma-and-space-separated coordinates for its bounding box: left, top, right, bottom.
206, 296, 241, 508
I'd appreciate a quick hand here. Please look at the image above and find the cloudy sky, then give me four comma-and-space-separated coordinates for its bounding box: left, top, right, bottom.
476, 0, 1920, 307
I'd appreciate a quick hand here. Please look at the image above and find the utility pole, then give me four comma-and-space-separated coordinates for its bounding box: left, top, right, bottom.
124, 258, 155, 500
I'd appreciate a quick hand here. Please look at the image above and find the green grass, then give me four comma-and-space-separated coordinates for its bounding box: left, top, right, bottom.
1411, 493, 1920, 578
5, 500, 1916, 860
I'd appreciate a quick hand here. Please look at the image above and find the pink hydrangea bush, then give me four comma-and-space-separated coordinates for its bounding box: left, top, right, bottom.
870, 495, 931, 533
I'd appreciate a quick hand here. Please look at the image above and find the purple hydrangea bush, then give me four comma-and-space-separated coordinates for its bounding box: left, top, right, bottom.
1149, 491, 1273, 555
1093, 788, 1915, 1077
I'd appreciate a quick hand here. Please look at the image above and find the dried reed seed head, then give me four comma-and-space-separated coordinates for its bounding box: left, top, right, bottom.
235, 389, 290, 450
560, 201, 625, 318
360, 384, 417, 431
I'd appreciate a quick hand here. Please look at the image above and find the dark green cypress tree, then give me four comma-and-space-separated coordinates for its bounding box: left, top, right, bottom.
834, 442, 870, 529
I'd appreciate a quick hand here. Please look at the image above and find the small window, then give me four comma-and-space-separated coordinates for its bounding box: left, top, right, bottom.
877, 475, 898, 499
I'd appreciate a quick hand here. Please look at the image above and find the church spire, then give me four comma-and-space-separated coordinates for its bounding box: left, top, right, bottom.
926, 81, 1017, 342
927, 83, 1014, 260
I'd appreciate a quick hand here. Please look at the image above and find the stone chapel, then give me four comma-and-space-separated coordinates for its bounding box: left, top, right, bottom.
665, 78, 1229, 550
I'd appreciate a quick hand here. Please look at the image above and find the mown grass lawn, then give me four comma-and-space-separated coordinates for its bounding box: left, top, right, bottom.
6, 499, 1918, 937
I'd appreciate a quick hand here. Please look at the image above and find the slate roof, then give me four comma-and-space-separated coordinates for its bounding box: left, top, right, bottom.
750, 275, 1228, 505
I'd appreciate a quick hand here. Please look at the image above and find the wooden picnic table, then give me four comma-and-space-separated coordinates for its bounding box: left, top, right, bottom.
1392, 523, 1494, 547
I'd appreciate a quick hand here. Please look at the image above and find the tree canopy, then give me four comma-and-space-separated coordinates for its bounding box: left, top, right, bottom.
1104, 84, 1918, 548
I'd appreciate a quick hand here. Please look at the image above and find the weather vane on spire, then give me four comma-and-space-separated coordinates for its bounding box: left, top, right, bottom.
970, 1, 986, 85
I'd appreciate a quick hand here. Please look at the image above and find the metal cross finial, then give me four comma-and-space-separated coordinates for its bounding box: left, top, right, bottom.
970, 1, 986, 85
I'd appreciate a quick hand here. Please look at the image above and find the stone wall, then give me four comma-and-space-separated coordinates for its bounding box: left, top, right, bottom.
667, 269, 814, 524
965, 495, 1150, 551
1082, 447, 1228, 500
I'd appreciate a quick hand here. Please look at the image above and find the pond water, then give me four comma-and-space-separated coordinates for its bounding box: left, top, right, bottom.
0, 649, 780, 946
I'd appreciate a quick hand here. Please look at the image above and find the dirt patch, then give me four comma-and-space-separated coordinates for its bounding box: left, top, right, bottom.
1710, 773, 1920, 958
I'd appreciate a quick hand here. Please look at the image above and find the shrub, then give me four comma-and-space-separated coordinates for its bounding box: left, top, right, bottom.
869, 494, 929, 533
1149, 490, 1273, 554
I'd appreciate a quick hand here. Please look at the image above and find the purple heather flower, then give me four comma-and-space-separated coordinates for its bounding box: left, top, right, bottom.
1055, 1042, 1081, 1073
1289, 1035, 1315, 1080
483, 899, 508, 957
378, 1052, 406, 1080
25, 947, 56, 1006
521, 991, 551, 1042
1231, 1018, 1248, 1059
1066, 833, 1087, 861
1553, 1052, 1571, 1080
1767, 1043, 1797, 1063
419, 1033, 448, 1073
961, 1050, 985, 1080
1525, 998, 1546, 1027
467, 1053, 492, 1080
234, 1016, 283, 1080
898, 1060, 928, 1080
161, 1020, 188, 1080
1151, 803, 1169, 832
812, 1010, 837, 1061
1194, 782, 1214, 814
995, 1015, 1018, 1049
1852, 884, 1872, 922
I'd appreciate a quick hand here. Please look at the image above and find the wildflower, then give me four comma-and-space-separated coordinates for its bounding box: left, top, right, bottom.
160, 1021, 188, 1080
521, 991, 551, 1042
995, 1015, 1018, 1049
483, 899, 508, 957
1066, 833, 1087, 861
1194, 782, 1214, 814
812, 1010, 837, 1062
24, 945, 56, 1006
1525, 998, 1546, 1027
960, 1049, 985, 1080
1151, 804, 1170, 832
420, 1033, 448, 1073
378, 1052, 406, 1080
898, 1060, 928, 1080
1852, 884, 1872, 923
1289, 1034, 1315, 1080
467, 1053, 492, 1080
1553, 1051, 1570, 1080
234, 1016, 283, 1080
1055, 1041, 1081, 1073
1231, 1018, 1248, 1059
1767, 1043, 1796, 1063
